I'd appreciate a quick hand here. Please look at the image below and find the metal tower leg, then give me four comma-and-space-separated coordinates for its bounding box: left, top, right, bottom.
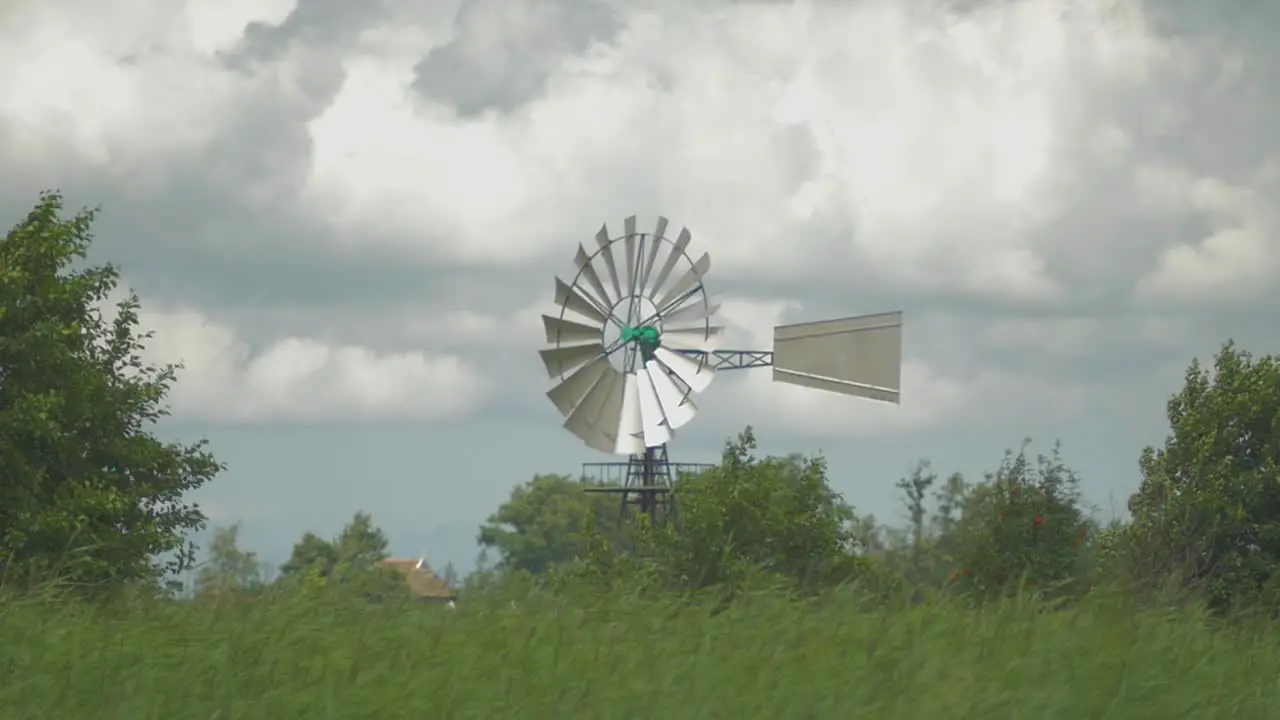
623, 445, 673, 525
582, 450, 712, 528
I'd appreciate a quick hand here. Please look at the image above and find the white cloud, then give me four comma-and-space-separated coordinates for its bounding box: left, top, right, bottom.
184, 0, 299, 55
980, 318, 1103, 356
5, 0, 1270, 302
396, 301, 544, 350
254, 296, 549, 353
1134, 173, 1278, 304
125, 294, 487, 423
0, 0, 298, 185
1137, 314, 1192, 346
295, 0, 1175, 301
2, 0, 1277, 439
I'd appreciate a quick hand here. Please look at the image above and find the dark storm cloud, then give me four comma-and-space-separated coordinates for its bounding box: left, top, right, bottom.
412, 0, 624, 116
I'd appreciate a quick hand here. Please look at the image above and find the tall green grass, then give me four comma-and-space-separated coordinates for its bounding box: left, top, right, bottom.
2, 586, 1278, 719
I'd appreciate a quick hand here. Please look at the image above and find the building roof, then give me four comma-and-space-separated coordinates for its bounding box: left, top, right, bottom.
379, 558, 456, 600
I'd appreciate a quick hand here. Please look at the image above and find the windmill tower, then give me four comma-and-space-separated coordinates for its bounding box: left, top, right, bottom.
539, 216, 902, 525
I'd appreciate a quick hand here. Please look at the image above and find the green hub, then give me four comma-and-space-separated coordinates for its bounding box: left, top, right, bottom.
620, 325, 660, 351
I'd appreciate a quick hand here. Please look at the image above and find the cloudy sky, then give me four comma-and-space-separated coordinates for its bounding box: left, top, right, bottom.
2, 0, 1275, 574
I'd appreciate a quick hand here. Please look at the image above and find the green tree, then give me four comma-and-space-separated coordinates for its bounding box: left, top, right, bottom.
277, 512, 404, 601
645, 427, 870, 593
931, 471, 969, 538
329, 511, 391, 584
0, 192, 222, 591
925, 471, 971, 583
194, 523, 264, 597
331, 512, 389, 566
278, 532, 338, 577
478, 474, 619, 575
1126, 342, 1280, 613
895, 460, 937, 583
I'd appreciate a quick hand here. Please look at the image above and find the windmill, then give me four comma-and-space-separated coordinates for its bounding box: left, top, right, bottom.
539, 216, 902, 524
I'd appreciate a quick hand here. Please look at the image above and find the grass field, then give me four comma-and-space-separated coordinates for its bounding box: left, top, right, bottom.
3, 587, 1278, 719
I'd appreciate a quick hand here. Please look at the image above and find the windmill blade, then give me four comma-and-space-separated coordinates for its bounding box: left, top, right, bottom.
539, 342, 603, 378
581, 424, 616, 455
590, 369, 627, 453
653, 346, 714, 393
623, 216, 638, 299
542, 315, 601, 346
635, 367, 673, 447
547, 356, 610, 416
646, 360, 696, 430
661, 326, 724, 352
594, 224, 623, 302
661, 299, 719, 327
563, 365, 623, 452
654, 252, 710, 312
574, 245, 614, 309
638, 217, 668, 292
614, 372, 645, 455
562, 364, 614, 436
647, 226, 691, 299
772, 311, 902, 404
555, 278, 610, 325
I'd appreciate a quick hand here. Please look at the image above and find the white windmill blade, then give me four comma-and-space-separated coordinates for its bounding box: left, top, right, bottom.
654, 252, 710, 312
561, 367, 612, 442
645, 360, 696, 430
652, 346, 715, 393
542, 315, 601, 346
621, 218, 647, 319
554, 277, 610, 325
594, 224, 623, 301
563, 365, 623, 451
614, 372, 645, 455
547, 356, 610, 416
660, 326, 724, 352
638, 217, 668, 292
573, 245, 614, 309
622, 216, 638, 298
589, 368, 627, 452
539, 342, 604, 378
581, 427, 615, 454
647, 226, 691, 298
635, 367, 673, 447
661, 299, 719, 327
772, 311, 903, 404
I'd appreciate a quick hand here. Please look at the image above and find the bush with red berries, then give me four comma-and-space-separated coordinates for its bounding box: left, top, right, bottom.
946, 442, 1093, 601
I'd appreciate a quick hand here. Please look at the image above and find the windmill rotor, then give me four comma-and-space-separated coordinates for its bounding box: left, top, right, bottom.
540, 217, 719, 456
540, 215, 904, 524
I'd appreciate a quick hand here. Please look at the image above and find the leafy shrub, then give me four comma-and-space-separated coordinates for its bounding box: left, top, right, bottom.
947, 442, 1092, 601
